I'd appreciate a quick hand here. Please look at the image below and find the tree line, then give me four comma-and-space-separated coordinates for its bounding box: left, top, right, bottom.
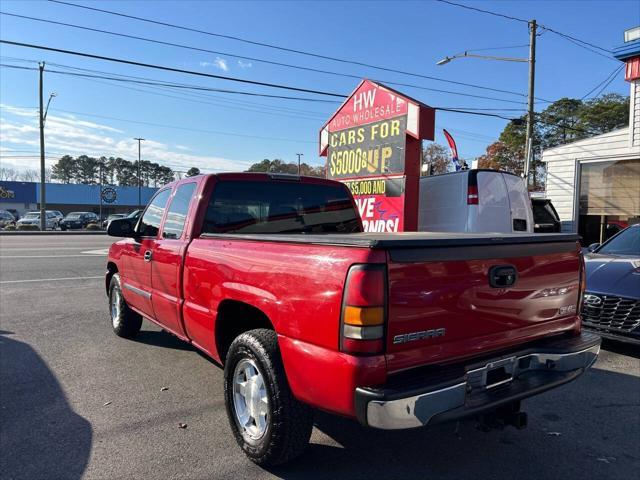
476, 93, 629, 189
43, 155, 202, 187
245, 159, 325, 177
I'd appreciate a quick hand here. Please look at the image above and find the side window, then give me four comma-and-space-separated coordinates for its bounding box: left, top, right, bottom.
138, 188, 172, 237
162, 183, 197, 239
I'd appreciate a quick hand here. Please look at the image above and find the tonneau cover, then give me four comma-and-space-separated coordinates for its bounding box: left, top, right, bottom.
199, 232, 581, 249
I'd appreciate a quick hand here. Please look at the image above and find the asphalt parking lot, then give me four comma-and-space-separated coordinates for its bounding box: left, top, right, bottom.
1, 234, 639, 480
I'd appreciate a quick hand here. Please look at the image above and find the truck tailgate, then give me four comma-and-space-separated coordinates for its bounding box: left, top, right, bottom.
385, 239, 583, 373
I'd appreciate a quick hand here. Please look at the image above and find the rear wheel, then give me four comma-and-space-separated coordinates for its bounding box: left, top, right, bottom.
224, 329, 313, 466
109, 273, 142, 338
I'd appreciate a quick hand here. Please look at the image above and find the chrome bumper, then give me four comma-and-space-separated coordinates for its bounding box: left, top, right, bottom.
356, 333, 600, 430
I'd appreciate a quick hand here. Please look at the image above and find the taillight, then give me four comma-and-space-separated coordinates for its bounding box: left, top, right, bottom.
340, 264, 386, 355
467, 185, 479, 204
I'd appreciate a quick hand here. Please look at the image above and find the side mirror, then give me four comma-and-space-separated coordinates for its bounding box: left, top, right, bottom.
107, 218, 137, 238
587, 242, 600, 253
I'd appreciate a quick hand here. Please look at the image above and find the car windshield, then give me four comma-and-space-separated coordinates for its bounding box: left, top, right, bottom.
66, 213, 83, 219
598, 227, 640, 256
108, 215, 123, 220
24, 213, 39, 219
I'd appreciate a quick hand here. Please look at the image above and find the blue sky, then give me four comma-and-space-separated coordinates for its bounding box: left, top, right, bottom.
0, 0, 637, 174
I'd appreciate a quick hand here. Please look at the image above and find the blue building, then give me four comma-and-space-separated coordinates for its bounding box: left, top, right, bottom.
0, 181, 158, 218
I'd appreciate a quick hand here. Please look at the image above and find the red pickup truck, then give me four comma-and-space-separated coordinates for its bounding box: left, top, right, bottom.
106, 172, 600, 466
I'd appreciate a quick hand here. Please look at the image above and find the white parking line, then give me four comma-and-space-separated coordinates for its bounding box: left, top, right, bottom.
0, 276, 103, 284
81, 249, 110, 255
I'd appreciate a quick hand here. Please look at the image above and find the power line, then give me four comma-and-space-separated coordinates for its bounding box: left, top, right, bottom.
0, 12, 534, 104
581, 65, 624, 99
540, 28, 617, 62
0, 103, 317, 144
0, 62, 340, 104
435, 0, 613, 57
0, 64, 335, 125
0, 61, 520, 120
435, 0, 611, 53
46, 0, 532, 99
1, 11, 531, 102
538, 26, 613, 55
1, 57, 526, 114
0, 39, 347, 99
434, 0, 529, 24
591, 67, 622, 99
3, 57, 333, 116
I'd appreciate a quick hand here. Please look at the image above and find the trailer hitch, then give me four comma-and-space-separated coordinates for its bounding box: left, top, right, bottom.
476, 402, 528, 432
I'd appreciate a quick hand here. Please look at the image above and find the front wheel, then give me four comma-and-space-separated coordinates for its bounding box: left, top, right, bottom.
109, 273, 142, 338
224, 329, 313, 466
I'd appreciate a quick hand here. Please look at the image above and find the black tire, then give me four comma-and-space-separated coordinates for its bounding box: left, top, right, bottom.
224, 329, 313, 466
108, 273, 142, 338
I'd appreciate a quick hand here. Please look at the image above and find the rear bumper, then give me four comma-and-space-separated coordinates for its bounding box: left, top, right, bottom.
355, 331, 600, 430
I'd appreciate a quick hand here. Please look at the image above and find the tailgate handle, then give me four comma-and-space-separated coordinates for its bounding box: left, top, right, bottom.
489, 265, 517, 288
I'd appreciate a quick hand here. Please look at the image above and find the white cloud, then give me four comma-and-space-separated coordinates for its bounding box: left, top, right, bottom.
0, 104, 253, 173
200, 57, 229, 72
237, 60, 253, 69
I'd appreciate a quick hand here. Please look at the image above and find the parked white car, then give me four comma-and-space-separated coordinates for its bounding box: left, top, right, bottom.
418, 169, 534, 234
16, 211, 59, 230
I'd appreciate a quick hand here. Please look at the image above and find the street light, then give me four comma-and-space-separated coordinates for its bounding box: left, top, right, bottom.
43, 92, 57, 125
436, 52, 528, 65
436, 19, 537, 189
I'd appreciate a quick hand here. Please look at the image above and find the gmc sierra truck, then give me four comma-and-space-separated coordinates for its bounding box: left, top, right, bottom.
106, 172, 600, 466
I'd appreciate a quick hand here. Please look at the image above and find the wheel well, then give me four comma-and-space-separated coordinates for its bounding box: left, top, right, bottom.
215, 300, 274, 363
106, 262, 118, 295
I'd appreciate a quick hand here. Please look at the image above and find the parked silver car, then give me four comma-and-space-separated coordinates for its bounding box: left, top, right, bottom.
16, 211, 59, 230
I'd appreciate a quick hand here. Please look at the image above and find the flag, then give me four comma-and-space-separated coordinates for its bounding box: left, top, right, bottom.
442, 129, 461, 171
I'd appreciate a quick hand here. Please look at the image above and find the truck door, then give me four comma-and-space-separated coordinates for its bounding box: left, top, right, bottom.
471, 171, 511, 232
150, 182, 198, 338
121, 188, 172, 318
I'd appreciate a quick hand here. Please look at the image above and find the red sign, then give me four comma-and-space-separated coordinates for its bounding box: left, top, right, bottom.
319, 80, 436, 232
342, 177, 405, 232
327, 82, 409, 132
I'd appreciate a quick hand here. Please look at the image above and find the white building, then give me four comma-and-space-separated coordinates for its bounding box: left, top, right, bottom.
542, 27, 640, 245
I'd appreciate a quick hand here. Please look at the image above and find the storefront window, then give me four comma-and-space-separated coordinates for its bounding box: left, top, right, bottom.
578, 159, 640, 245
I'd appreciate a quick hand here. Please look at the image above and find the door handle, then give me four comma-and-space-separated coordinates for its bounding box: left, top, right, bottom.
144, 250, 153, 262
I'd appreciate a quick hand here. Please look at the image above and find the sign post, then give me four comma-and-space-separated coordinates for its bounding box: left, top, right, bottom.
319, 80, 435, 232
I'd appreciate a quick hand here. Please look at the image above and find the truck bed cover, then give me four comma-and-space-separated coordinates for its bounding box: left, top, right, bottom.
199, 232, 581, 249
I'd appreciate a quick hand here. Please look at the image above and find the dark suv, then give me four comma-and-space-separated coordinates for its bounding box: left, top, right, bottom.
60, 212, 99, 230
531, 198, 561, 233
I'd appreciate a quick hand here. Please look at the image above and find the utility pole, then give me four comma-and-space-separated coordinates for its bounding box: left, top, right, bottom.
524, 19, 537, 189
296, 153, 303, 175
134, 138, 144, 207
38, 62, 46, 231
99, 162, 103, 224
